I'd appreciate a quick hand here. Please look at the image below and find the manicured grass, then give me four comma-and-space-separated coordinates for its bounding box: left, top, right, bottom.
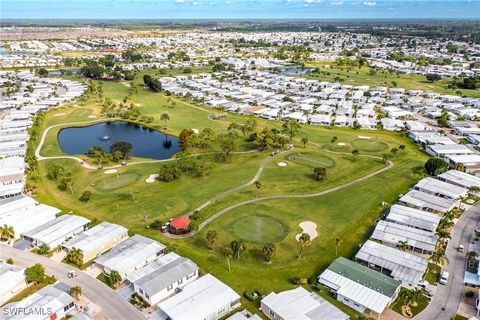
232, 215, 288, 243
7, 276, 56, 304
391, 288, 430, 317
27, 69, 430, 317
424, 263, 441, 284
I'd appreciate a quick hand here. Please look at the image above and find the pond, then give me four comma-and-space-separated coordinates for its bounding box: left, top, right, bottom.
278, 67, 316, 75
58, 121, 181, 160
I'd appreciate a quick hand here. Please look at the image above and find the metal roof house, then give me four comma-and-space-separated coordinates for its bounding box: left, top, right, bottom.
318, 257, 401, 315
0, 196, 59, 240
23, 214, 90, 248
0, 156, 25, 200
155, 274, 241, 320
0, 285, 75, 320
126, 252, 199, 306
385, 204, 440, 233
398, 190, 456, 214
0, 262, 26, 306
94, 234, 165, 279
437, 170, 480, 190
413, 177, 468, 200
355, 240, 428, 289
260, 287, 349, 320
63, 222, 128, 263
371, 220, 438, 254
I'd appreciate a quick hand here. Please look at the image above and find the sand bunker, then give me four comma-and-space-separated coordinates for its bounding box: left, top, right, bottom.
358, 135, 371, 139
104, 169, 118, 174
277, 162, 288, 167
145, 174, 159, 183
295, 221, 318, 241
88, 115, 97, 118
54, 113, 66, 117
337, 142, 346, 146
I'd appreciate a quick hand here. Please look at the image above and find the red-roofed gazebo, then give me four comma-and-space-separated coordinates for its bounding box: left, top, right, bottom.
170, 216, 191, 234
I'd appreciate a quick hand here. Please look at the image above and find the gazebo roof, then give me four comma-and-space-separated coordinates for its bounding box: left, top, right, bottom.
170, 216, 191, 229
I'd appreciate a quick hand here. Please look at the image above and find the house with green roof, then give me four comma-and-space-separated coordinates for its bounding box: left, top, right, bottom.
318, 257, 401, 316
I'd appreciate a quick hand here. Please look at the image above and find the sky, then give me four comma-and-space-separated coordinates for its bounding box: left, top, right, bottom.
2, 0, 480, 20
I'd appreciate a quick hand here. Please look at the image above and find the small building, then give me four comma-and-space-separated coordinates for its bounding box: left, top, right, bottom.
385, 204, 440, 233
155, 274, 241, 320
0, 262, 26, 306
1, 285, 75, 320
126, 252, 199, 305
94, 234, 165, 279
318, 257, 401, 316
169, 216, 191, 234
371, 220, 437, 254
23, 214, 90, 248
437, 170, 480, 190
226, 311, 262, 320
355, 240, 428, 289
63, 222, 128, 263
413, 177, 468, 200
399, 190, 456, 214
260, 287, 349, 320
0, 157, 25, 200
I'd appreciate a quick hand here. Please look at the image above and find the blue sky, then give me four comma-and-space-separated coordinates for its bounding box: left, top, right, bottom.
2, 0, 480, 19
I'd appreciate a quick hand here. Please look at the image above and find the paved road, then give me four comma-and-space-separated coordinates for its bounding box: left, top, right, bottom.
415, 203, 480, 320
0, 244, 144, 320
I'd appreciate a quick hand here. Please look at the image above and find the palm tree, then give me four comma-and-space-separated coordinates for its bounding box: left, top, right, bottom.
436, 229, 451, 243
352, 149, 360, 161
206, 230, 218, 251
301, 137, 309, 148
438, 217, 454, 230
390, 148, 398, 158
230, 240, 246, 260
222, 247, 233, 272
262, 242, 276, 263
429, 249, 448, 266
0, 224, 14, 242
66, 248, 84, 267
397, 240, 411, 251
330, 136, 338, 151
254, 181, 262, 197
298, 233, 311, 259
69, 285, 82, 300
466, 251, 478, 260
160, 112, 170, 129
108, 270, 122, 287
335, 237, 341, 257
382, 153, 389, 163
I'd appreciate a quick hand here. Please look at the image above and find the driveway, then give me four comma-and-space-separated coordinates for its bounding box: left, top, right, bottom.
415, 203, 480, 320
0, 244, 144, 320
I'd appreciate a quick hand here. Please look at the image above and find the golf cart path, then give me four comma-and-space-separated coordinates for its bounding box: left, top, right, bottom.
196, 158, 393, 230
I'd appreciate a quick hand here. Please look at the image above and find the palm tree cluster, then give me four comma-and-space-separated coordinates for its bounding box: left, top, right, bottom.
0, 224, 14, 242
65, 248, 84, 267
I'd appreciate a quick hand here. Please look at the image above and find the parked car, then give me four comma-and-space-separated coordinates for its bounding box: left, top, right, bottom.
458, 244, 464, 252
68, 270, 77, 278
439, 271, 449, 285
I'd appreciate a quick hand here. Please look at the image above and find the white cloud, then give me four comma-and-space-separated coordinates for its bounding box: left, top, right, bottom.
363, 1, 376, 6
304, 0, 321, 3
331, 1, 343, 5
175, 0, 185, 3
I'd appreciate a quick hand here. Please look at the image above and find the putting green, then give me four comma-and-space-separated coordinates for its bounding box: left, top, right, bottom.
233, 215, 287, 243
96, 173, 140, 190
286, 153, 335, 168
351, 139, 388, 152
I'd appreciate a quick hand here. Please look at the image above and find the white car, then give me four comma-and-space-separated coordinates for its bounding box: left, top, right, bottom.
439, 271, 449, 285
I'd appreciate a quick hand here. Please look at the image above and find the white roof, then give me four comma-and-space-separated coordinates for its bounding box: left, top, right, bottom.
414, 177, 468, 200
371, 220, 437, 253
63, 222, 128, 257
438, 170, 480, 189
157, 274, 240, 320
355, 240, 427, 286
261, 287, 348, 320
386, 204, 440, 232
23, 214, 90, 247
94, 234, 165, 276
0, 262, 25, 299
399, 190, 456, 213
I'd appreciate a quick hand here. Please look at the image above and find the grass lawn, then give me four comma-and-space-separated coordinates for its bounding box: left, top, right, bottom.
391, 288, 430, 317
424, 263, 441, 284
27, 69, 430, 317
